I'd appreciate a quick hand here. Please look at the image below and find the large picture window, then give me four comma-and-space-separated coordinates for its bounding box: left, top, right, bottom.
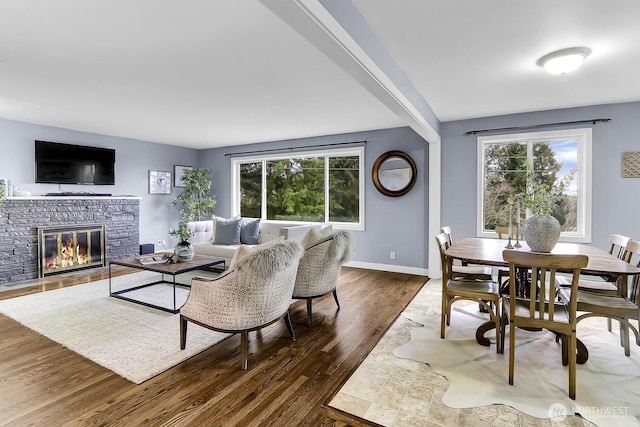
477, 128, 592, 242
231, 147, 364, 229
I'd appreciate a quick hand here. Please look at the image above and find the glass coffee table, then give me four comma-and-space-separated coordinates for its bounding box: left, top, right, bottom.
109, 254, 225, 313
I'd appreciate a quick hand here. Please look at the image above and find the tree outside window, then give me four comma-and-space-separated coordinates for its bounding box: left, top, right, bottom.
233, 147, 364, 228
478, 128, 591, 241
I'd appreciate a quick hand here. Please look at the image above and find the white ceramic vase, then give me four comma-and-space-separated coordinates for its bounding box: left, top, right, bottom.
523, 214, 561, 253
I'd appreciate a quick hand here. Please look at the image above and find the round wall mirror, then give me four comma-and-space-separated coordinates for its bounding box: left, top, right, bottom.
372, 150, 417, 197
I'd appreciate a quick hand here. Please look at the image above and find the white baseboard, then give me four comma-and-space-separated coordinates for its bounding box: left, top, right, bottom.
343, 261, 429, 277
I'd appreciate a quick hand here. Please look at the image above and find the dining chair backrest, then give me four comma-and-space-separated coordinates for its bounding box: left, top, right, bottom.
623, 239, 640, 303
496, 226, 523, 240
440, 226, 453, 245
502, 250, 588, 322
435, 232, 453, 280
609, 233, 630, 260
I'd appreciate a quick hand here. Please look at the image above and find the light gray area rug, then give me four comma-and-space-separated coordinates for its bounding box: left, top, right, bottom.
0, 270, 230, 384
395, 304, 640, 427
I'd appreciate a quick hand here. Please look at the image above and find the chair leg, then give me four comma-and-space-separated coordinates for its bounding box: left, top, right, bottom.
499, 311, 506, 354
440, 294, 447, 339
306, 298, 313, 327
332, 289, 340, 310
180, 315, 188, 350
284, 311, 296, 340
241, 330, 249, 370
494, 306, 501, 354
509, 320, 515, 385
569, 333, 577, 400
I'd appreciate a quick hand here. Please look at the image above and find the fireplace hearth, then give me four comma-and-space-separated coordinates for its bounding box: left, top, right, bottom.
38, 224, 106, 277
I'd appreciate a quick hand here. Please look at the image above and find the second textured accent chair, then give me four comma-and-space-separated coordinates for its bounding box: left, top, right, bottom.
180, 240, 304, 370
293, 230, 355, 326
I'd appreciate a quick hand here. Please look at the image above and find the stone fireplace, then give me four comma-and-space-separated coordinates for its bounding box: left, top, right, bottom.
38, 224, 106, 277
0, 196, 140, 284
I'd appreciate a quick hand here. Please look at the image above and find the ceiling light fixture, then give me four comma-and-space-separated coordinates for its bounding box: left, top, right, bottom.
536, 47, 591, 75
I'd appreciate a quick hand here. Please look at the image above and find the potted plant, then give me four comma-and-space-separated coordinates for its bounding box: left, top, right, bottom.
168, 221, 195, 262
170, 168, 216, 262
173, 168, 216, 221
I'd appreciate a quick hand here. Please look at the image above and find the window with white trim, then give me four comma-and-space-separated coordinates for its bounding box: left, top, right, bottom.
231, 147, 364, 230
477, 128, 592, 242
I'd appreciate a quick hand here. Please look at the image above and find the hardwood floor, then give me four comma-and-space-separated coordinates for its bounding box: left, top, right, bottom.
0, 266, 427, 426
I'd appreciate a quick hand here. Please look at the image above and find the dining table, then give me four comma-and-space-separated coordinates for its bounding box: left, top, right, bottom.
445, 237, 640, 363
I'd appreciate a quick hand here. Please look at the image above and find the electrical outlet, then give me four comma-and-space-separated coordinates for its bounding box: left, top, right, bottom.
390, 251, 396, 260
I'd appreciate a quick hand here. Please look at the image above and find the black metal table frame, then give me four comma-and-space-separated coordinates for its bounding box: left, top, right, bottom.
109, 258, 225, 314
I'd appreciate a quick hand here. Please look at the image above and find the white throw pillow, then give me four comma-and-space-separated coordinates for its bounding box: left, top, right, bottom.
228, 236, 285, 270
301, 225, 333, 249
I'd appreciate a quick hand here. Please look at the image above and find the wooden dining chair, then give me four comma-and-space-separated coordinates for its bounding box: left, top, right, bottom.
557, 233, 630, 294
557, 233, 630, 332
436, 233, 501, 352
440, 226, 493, 280
501, 250, 588, 400
558, 239, 640, 357
495, 226, 524, 287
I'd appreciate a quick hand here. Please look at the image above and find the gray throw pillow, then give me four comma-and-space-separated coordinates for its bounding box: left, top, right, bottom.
240, 217, 261, 245
213, 217, 241, 245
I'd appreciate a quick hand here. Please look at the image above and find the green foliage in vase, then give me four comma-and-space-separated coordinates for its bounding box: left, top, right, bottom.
168, 220, 194, 242
173, 168, 216, 221
521, 162, 575, 215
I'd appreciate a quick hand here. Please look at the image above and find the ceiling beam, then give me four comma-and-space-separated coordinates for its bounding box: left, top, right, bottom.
258, 0, 441, 145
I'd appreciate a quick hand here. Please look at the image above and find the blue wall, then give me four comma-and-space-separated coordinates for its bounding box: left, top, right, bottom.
4, 100, 638, 272
0, 117, 196, 245
199, 126, 429, 272
440, 101, 640, 250
0, 120, 429, 271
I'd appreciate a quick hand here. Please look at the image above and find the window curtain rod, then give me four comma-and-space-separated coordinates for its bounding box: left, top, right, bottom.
224, 140, 367, 157
464, 118, 611, 135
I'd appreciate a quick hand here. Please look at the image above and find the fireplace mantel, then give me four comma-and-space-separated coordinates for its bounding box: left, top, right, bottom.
0, 197, 140, 284
7, 196, 141, 200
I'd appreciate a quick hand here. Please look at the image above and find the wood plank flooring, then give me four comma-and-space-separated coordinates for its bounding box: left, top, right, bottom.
0, 266, 427, 426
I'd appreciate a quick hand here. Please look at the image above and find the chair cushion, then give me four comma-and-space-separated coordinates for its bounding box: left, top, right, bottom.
240, 217, 261, 245
556, 275, 618, 294
447, 279, 499, 297
301, 225, 333, 249
452, 265, 493, 276
213, 216, 241, 245
503, 297, 570, 323
229, 236, 285, 270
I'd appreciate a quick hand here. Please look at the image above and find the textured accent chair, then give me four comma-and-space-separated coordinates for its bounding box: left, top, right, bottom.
293, 230, 355, 326
180, 240, 304, 369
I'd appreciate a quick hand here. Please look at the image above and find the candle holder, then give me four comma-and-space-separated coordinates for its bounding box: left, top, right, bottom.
514, 225, 522, 248
505, 236, 514, 249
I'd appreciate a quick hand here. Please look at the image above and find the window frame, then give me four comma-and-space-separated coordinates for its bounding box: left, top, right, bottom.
231, 146, 365, 230
476, 128, 592, 242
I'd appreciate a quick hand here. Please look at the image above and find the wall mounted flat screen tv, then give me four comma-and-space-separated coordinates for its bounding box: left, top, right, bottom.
35, 140, 116, 185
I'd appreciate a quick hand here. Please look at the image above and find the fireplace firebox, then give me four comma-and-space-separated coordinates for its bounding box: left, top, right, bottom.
38, 224, 106, 277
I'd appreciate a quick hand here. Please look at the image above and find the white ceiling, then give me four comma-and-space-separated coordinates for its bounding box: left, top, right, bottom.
1, 1, 639, 149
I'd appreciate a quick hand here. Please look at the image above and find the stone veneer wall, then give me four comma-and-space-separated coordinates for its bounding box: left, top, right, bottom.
0, 197, 140, 284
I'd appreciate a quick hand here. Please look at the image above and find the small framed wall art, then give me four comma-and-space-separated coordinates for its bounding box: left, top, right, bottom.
174, 165, 193, 187
622, 152, 640, 178
149, 170, 171, 194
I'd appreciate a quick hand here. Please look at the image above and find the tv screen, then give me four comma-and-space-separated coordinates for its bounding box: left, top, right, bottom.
35, 140, 116, 185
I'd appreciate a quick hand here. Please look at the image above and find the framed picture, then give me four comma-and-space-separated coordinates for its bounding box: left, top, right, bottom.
149, 170, 171, 194
174, 165, 192, 187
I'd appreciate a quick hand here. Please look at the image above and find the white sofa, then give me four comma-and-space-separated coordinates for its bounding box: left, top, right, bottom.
186, 219, 321, 268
